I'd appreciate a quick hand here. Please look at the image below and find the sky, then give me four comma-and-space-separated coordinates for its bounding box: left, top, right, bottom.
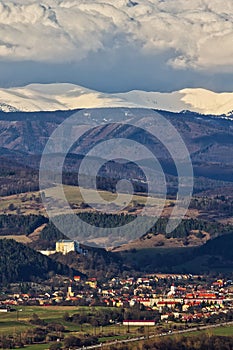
0, 0, 233, 92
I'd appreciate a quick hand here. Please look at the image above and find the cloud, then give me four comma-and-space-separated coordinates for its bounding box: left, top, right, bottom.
0, 0, 232, 92
0, 0, 232, 71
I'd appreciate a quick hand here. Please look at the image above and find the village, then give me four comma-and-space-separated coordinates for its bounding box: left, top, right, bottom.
0, 240, 232, 328
0, 239, 232, 348
1, 272, 232, 327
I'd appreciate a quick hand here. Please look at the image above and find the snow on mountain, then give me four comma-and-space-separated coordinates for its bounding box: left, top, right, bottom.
117, 88, 233, 115
0, 83, 233, 116
0, 83, 141, 112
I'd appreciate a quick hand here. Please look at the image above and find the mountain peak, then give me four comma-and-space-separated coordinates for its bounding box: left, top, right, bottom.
0, 83, 232, 116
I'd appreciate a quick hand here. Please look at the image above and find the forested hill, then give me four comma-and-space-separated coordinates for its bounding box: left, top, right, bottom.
0, 239, 81, 284
37, 214, 233, 249
0, 214, 48, 236
120, 232, 233, 275
53, 248, 129, 280
199, 233, 233, 261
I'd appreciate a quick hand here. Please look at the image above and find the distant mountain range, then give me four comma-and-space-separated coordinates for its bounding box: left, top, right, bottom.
0, 108, 233, 196
0, 83, 233, 116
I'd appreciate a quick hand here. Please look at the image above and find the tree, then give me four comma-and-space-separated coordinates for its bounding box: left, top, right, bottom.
30, 313, 47, 326
64, 336, 81, 349
8, 203, 15, 211
49, 342, 62, 350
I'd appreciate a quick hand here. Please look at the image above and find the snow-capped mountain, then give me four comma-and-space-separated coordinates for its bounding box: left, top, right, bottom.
0, 83, 233, 116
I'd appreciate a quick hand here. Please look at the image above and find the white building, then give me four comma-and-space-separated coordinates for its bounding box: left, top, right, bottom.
123, 320, 156, 326
39, 239, 88, 256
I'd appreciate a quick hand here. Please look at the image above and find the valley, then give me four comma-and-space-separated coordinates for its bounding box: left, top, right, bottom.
0, 106, 232, 350
1, 0, 233, 348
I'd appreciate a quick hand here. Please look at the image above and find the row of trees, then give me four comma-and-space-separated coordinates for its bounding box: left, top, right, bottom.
39, 213, 233, 244
142, 334, 233, 350
63, 304, 161, 328
64, 308, 123, 326
191, 196, 233, 215
0, 214, 48, 235
0, 158, 39, 196
148, 217, 233, 239
0, 314, 66, 349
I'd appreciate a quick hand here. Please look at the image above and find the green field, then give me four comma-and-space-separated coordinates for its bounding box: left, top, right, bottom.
0, 185, 170, 217
0, 305, 130, 336
0, 305, 146, 350
0, 306, 79, 336
210, 325, 233, 336
0, 306, 232, 350
18, 345, 49, 350
183, 325, 233, 337
47, 185, 165, 206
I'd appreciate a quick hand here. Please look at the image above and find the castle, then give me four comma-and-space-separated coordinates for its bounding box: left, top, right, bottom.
39, 239, 88, 256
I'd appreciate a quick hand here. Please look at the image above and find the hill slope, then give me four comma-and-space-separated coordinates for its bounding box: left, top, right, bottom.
0, 239, 78, 284
0, 108, 232, 191
120, 232, 233, 274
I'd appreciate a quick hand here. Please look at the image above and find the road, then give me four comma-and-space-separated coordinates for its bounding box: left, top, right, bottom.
77, 321, 233, 349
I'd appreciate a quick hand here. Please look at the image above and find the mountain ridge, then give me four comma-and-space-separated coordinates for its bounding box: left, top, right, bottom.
0, 83, 233, 116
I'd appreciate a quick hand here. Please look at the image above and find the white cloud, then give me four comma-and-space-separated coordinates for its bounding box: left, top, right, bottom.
0, 0, 232, 74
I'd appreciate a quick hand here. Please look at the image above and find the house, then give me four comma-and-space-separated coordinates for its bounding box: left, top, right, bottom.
0, 305, 12, 312
0, 308, 9, 313
123, 320, 156, 326
85, 278, 97, 289
74, 276, 81, 282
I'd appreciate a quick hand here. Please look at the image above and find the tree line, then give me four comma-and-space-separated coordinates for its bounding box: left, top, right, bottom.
0, 214, 48, 235
141, 334, 233, 350
39, 213, 233, 243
